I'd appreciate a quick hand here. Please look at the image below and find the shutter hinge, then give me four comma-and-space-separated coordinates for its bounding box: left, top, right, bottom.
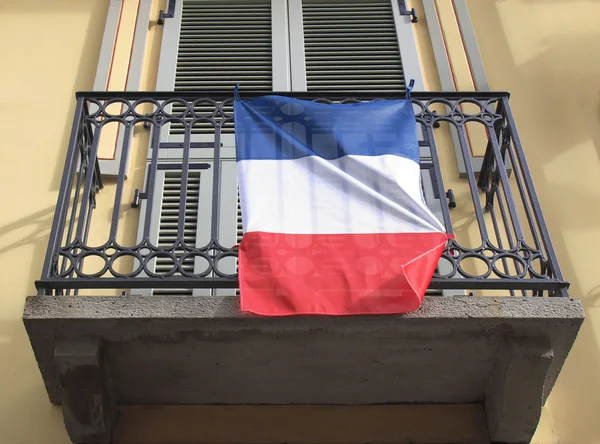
158, 0, 175, 25
398, 0, 418, 23
446, 189, 457, 208
131, 189, 147, 208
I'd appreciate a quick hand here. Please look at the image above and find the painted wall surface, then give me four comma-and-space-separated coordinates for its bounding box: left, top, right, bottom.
0, 0, 165, 442
0, 1, 109, 442
465, 1, 600, 443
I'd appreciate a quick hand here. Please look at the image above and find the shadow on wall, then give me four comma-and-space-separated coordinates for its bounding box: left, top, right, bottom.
0, 318, 70, 443
467, 0, 600, 442
0, 0, 109, 293
0, 0, 109, 443
0, 206, 56, 296
0, 0, 111, 193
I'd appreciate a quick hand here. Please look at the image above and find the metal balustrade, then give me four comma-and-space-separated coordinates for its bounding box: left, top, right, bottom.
36, 91, 569, 297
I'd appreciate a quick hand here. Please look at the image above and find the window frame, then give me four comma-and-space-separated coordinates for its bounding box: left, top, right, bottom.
133, 0, 461, 295
93, 0, 152, 176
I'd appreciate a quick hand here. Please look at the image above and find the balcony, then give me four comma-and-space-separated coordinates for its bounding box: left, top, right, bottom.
24, 91, 583, 444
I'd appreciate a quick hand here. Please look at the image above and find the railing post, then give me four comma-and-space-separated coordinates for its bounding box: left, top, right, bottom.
500, 97, 568, 295
36, 96, 86, 295
424, 124, 454, 234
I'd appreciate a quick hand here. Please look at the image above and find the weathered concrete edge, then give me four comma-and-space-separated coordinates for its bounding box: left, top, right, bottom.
23, 296, 584, 417
23, 295, 584, 322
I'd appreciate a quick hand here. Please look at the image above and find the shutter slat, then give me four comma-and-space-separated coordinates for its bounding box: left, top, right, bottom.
303, 20, 395, 26
305, 40, 397, 45
175, 0, 273, 91
305, 50, 401, 56
172, 0, 272, 135
178, 42, 271, 47
180, 28, 271, 34
303, 0, 405, 92
157, 172, 201, 285
304, 30, 396, 35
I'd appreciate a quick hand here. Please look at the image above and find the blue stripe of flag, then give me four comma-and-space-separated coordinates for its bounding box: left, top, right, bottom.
234, 96, 419, 163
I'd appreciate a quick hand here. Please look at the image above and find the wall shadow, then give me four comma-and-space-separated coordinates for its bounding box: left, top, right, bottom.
0, 1, 110, 443
467, 0, 600, 442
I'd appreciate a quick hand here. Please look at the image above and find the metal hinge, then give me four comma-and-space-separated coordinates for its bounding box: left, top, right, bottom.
422, 163, 456, 209
398, 0, 418, 23
131, 189, 147, 208
158, 0, 175, 25
446, 189, 457, 208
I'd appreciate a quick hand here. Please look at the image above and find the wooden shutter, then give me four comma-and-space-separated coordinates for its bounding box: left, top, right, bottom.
293, 0, 456, 294
301, 0, 405, 92
157, 0, 284, 143
421, 167, 463, 296
174, 0, 274, 92
288, 0, 423, 92
156, 0, 290, 95
153, 171, 201, 296
290, 0, 431, 159
140, 0, 283, 296
133, 167, 214, 296
140, 0, 454, 296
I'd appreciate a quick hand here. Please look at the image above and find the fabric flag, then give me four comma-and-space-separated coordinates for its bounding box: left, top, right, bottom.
234, 94, 451, 316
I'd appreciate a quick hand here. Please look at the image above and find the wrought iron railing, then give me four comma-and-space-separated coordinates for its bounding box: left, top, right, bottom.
36, 91, 569, 297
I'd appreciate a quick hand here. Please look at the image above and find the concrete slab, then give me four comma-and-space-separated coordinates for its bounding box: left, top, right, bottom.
23, 295, 583, 443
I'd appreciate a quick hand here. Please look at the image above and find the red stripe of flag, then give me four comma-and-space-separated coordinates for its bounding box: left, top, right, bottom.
239, 232, 451, 316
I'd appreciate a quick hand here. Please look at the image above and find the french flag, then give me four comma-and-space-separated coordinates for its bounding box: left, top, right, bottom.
234, 93, 450, 316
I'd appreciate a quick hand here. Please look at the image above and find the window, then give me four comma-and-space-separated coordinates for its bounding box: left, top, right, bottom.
133, 0, 456, 295
93, 0, 486, 177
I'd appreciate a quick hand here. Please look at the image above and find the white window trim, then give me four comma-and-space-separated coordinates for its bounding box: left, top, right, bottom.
287, 0, 307, 91
272, 0, 293, 91
390, 0, 425, 91
94, 0, 152, 177
422, 0, 491, 175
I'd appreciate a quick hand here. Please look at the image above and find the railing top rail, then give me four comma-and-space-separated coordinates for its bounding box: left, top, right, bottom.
75, 90, 511, 101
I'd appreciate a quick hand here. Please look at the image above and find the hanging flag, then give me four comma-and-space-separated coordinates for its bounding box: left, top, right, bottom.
234, 93, 450, 316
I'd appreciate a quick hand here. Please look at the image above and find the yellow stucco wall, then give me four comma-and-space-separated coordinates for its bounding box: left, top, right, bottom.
0, 0, 163, 441
466, 1, 600, 443
0, 1, 109, 442
1, 0, 599, 443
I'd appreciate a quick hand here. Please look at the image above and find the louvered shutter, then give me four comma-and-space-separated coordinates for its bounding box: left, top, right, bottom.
156, 0, 289, 146
175, 1, 273, 91
289, 0, 431, 160
288, 0, 423, 92
421, 167, 462, 296
136, 0, 289, 295
154, 0, 289, 151
133, 167, 214, 296
153, 171, 201, 296
301, 0, 405, 92
167, 0, 275, 141
138, 0, 453, 296
292, 1, 457, 294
